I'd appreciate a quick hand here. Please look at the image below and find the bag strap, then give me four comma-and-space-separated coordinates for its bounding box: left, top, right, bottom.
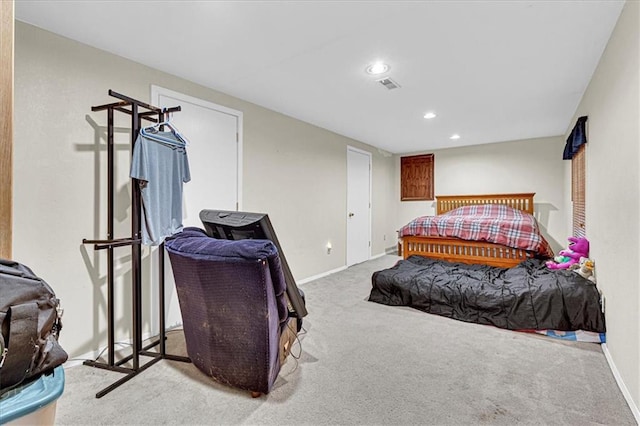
0, 303, 39, 392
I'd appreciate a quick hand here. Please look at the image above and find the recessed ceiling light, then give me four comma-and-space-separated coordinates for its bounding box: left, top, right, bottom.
450, 134, 461, 140
423, 112, 437, 119
366, 61, 389, 75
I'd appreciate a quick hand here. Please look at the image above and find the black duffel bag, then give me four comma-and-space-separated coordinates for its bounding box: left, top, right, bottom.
0, 259, 68, 396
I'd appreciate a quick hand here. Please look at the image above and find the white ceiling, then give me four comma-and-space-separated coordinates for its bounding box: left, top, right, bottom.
15, 1, 624, 154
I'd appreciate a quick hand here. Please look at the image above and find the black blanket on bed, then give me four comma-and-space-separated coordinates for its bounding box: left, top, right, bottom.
369, 256, 605, 332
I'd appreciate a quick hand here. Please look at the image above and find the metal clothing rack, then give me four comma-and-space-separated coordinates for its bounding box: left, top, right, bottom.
82, 90, 190, 398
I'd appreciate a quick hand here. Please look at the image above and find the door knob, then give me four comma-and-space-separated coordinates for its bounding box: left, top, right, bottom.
348, 212, 354, 217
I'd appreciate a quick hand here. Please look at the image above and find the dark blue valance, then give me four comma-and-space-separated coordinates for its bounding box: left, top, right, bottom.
563, 115, 588, 160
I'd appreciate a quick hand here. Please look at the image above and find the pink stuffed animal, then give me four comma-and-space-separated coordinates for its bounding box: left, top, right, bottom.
546, 237, 590, 270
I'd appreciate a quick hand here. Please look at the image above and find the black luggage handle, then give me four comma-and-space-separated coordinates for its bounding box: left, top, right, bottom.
0, 303, 39, 395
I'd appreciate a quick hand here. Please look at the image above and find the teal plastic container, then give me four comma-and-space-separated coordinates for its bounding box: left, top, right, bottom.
0, 366, 65, 424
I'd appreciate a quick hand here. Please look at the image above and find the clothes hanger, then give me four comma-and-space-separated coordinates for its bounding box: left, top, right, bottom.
140, 127, 187, 147
141, 111, 189, 147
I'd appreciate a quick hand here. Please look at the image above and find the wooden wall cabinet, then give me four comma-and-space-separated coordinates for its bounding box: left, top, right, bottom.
401, 154, 434, 201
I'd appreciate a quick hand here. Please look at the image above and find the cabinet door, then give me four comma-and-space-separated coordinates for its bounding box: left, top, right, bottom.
401, 154, 434, 201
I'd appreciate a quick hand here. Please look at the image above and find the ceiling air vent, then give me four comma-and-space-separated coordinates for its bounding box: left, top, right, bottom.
377, 77, 400, 90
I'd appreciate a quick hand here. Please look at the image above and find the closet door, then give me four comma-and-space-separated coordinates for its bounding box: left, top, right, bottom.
346, 146, 371, 266
151, 86, 242, 330
152, 86, 242, 222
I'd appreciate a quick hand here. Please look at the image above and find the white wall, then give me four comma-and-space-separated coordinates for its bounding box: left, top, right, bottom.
13, 22, 396, 358
394, 136, 567, 252
564, 0, 639, 415
372, 151, 398, 254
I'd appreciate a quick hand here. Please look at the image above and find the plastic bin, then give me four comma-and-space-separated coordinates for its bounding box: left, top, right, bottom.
0, 366, 65, 425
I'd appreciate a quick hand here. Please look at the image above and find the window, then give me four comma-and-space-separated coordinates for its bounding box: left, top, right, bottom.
401, 154, 434, 201
572, 144, 586, 237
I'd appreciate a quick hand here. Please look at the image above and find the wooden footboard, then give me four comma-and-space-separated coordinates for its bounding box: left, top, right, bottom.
401, 236, 534, 268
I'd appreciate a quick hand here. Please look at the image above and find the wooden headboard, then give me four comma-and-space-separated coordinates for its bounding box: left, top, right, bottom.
436, 193, 535, 215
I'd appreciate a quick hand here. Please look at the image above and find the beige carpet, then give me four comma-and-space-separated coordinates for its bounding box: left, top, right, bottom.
56, 255, 636, 425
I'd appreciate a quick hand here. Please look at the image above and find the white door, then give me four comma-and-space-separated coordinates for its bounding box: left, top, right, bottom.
346, 147, 371, 266
152, 86, 241, 221
150, 86, 242, 330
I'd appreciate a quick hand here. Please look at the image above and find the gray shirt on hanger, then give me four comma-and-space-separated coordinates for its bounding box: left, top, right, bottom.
130, 131, 190, 246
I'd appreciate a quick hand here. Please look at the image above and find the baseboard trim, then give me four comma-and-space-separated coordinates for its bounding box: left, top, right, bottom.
64, 326, 184, 369
297, 265, 348, 285
373, 247, 400, 259
602, 343, 640, 424
67, 256, 391, 367
385, 245, 399, 255
299, 252, 397, 284
67, 264, 353, 364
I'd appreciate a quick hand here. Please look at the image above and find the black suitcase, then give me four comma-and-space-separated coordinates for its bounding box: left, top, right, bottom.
0, 259, 68, 396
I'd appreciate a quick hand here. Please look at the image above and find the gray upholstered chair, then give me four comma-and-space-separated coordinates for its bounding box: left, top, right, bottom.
165, 227, 300, 396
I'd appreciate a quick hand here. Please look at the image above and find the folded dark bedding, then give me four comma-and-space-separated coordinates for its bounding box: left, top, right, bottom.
369, 256, 605, 333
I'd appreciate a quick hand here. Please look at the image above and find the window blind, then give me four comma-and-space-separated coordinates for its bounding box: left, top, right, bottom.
572, 144, 586, 237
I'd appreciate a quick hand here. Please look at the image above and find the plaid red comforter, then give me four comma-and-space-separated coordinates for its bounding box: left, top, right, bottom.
400, 204, 553, 258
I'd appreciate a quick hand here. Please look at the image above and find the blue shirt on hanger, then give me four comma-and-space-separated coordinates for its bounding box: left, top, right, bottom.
130, 131, 190, 246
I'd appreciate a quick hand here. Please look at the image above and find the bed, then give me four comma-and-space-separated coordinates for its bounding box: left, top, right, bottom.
399, 193, 553, 268
369, 255, 606, 336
